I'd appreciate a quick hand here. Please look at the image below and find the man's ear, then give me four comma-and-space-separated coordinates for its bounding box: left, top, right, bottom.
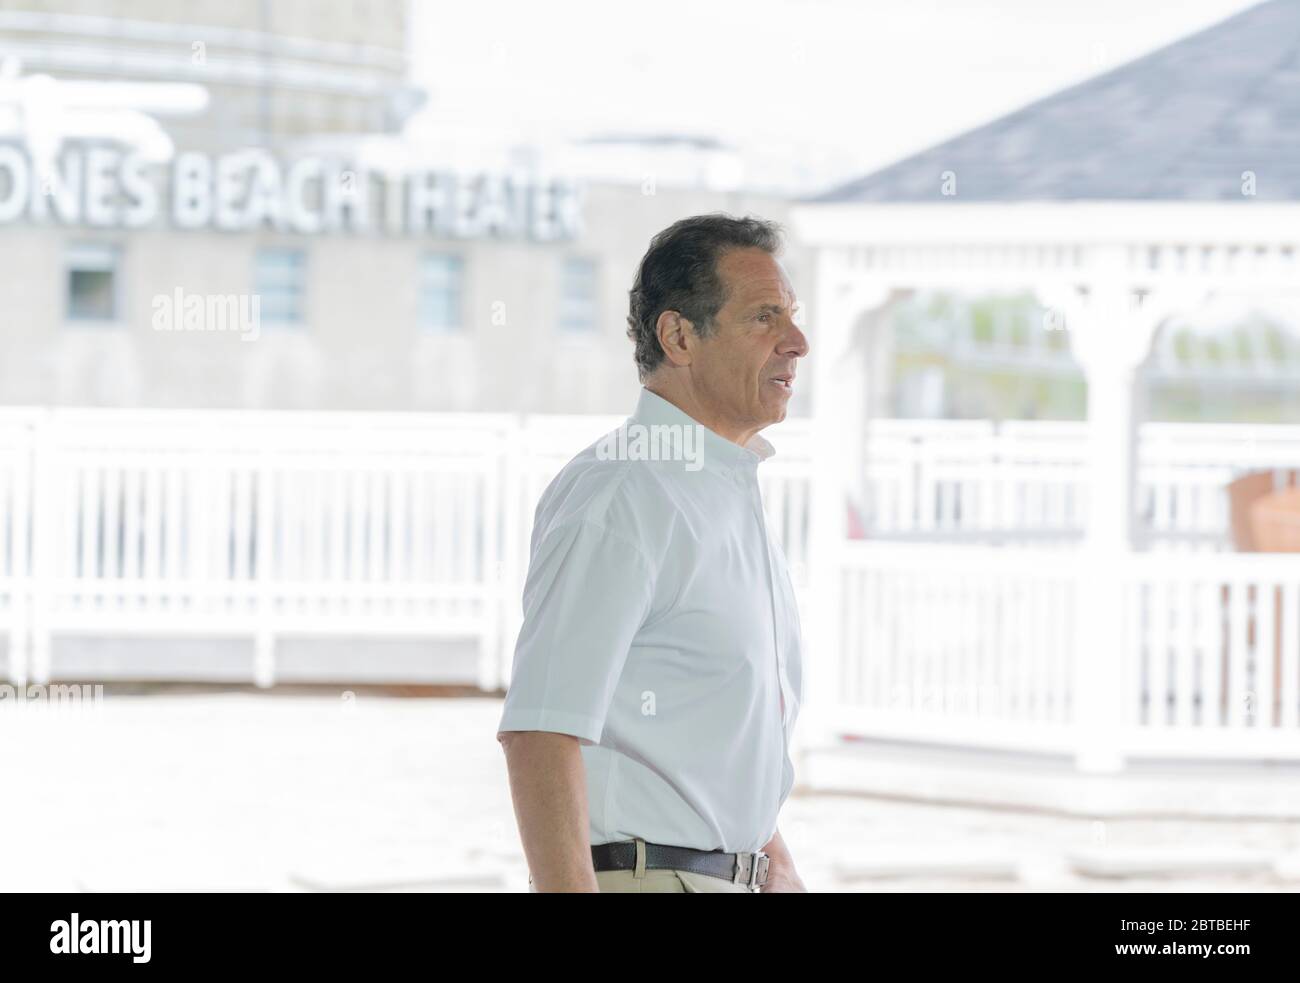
656, 310, 696, 368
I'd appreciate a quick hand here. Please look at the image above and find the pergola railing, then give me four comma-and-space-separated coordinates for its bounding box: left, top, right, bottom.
826, 542, 1300, 762
862, 419, 1300, 547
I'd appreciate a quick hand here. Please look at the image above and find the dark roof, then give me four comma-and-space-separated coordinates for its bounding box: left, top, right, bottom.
810, 0, 1300, 203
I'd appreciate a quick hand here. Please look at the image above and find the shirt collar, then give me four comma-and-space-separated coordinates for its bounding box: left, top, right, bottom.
628, 387, 776, 479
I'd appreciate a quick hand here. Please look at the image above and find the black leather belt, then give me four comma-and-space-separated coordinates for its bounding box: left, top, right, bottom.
591, 838, 770, 889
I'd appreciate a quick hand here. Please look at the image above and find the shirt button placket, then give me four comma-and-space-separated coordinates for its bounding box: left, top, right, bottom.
744, 467, 788, 732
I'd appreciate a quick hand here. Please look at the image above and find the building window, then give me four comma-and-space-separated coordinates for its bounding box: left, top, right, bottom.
559, 257, 598, 332
65, 242, 119, 323
420, 253, 465, 332
254, 247, 306, 327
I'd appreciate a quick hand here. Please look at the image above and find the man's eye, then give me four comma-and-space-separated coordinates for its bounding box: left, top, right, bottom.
757, 313, 771, 322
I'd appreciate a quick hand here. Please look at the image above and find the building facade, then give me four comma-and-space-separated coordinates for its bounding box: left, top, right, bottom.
0, 0, 808, 417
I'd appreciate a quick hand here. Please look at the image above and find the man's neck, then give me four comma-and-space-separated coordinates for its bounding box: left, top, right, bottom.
644, 379, 762, 448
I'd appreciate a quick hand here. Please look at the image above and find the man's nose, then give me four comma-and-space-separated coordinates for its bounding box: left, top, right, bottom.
781, 318, 810, 358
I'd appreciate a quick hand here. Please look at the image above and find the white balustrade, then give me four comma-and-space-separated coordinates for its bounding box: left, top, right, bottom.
2, 408, 1298, 766
830, 542, 1300, 760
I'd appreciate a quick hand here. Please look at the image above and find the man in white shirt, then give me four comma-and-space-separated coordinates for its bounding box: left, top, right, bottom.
497, 213, 809, 893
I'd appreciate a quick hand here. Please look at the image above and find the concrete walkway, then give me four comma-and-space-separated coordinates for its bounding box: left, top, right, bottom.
2, 691, 1297, 892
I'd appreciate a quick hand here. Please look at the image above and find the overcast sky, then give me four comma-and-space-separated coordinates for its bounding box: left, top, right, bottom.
407, 0, 1263, 190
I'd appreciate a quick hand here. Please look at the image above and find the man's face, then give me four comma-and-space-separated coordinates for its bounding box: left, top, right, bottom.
689, 247, 808, 433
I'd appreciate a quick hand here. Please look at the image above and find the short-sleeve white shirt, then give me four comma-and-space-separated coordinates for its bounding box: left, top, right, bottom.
496, 386, 802, 854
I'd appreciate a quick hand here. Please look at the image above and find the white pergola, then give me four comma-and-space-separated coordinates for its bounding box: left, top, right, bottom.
792, 203, 1300, 768
787, 1, 1300, 779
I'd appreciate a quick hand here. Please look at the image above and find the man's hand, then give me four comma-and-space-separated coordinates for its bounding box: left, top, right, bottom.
760, 854, 807, 892
758, 827, 807, 893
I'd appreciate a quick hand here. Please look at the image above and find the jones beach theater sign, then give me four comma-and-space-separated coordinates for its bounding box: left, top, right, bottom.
0, 140, 584, 240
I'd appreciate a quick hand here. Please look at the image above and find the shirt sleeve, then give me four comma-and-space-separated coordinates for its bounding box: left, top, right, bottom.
496, 517, 655, 747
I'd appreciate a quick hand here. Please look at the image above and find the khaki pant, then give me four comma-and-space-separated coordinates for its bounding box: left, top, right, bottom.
528, 838, 757, 893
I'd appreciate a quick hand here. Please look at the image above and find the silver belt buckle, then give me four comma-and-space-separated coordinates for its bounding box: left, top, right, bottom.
734, 850, 769, 889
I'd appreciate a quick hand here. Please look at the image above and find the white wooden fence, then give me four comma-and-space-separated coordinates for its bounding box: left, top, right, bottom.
0, 408, 811, 690
0, 410, 37, 685
1, 409, 519, 688
2, 408, 1298, 766
863, 419, 1300, 548
831, 543, 1300, 761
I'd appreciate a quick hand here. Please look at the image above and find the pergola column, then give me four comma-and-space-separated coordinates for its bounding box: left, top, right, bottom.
798, 258, 891, 754
1053, 278, 1189, 772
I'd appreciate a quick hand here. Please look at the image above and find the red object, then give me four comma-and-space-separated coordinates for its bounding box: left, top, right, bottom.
847, 499, 867, 539
1250, 486, 1300, 552
1227, 471, 1277, 551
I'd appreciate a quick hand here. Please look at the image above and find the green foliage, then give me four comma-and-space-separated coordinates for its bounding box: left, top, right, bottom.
885, 291, 1300, 423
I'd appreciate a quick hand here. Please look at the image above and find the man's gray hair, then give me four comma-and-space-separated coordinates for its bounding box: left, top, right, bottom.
626, 213, 784, 381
